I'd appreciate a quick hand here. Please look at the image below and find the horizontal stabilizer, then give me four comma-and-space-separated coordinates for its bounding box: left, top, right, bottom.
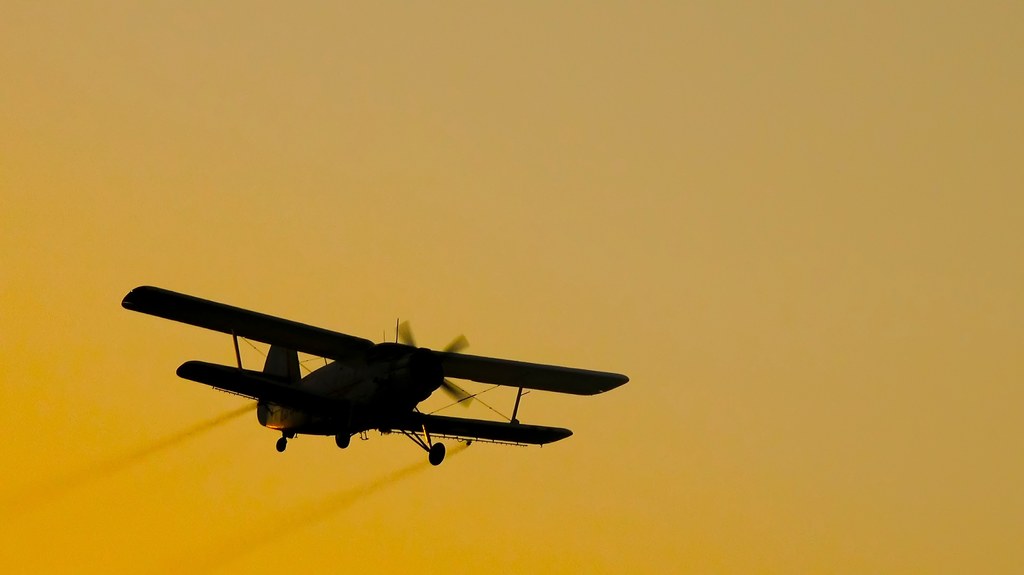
123, 286, 374, 361
382, 412, 572, 445
435, 352, 628, 395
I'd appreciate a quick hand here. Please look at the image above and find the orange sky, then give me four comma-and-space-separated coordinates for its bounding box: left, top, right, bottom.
2, 2, 1023, 573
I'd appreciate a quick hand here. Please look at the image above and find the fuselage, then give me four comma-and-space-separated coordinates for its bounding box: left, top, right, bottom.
256, 343, 443, 436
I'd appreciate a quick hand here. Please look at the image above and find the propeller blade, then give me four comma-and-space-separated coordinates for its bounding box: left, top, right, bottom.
441, 378, 473, 407
398, 321, 416, 347
398, 322, 473, 406
443, 334, 469, 354
442, 335, 470, 405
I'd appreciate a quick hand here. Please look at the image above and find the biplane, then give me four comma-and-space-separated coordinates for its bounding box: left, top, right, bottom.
122, 286, 628, 465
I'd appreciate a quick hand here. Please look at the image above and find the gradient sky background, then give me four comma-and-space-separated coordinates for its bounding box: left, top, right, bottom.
2, 2, 1022, 573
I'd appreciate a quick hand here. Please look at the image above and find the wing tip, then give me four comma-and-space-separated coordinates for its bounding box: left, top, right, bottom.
587, 372, 629, 395
551, 426, 573, 442
121, 285, 161, 310
176, 360, 216, 381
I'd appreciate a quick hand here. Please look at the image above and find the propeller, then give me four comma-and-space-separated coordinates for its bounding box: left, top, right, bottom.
398, 321, 473, 406
397, 320, 417, 348
443, 334, 469, 354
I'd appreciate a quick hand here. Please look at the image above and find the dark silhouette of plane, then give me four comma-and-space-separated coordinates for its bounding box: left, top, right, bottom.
122, 286, 628, 465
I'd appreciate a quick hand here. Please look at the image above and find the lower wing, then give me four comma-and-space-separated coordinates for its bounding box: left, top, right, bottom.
381, 412, 572, 445
177, 361, 573, 444
176, 360, 344, 413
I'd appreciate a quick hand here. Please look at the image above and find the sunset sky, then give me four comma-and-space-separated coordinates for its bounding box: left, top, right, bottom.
2, 2, 1022, 572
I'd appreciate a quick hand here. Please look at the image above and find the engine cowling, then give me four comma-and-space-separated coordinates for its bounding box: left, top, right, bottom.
368, 344, 444, 410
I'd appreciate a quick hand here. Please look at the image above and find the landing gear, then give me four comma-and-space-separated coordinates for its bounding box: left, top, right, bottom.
399, 426, 448, 466
336, 402, 353, 450
428, 442, 446, 466
335, 433, 351, 449
275, 436, 288, 452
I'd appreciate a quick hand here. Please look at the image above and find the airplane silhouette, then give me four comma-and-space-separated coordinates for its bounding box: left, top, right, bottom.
123, 286, 628, 465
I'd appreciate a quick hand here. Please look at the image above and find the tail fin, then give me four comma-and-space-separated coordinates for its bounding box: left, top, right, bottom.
264, 346, 300, 384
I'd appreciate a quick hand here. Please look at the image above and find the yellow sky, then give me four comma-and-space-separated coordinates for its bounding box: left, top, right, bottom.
2, 2, 1022, 572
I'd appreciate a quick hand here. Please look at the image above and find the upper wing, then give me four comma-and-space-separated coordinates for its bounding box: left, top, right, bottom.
122, 286, 374, 361
382, 412, 572, 445
434, 352, 628, 395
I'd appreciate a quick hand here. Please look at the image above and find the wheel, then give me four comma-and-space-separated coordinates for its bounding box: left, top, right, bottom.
428, 442, 446, 466
335, 433, 351, 449
276, 437, 288, 452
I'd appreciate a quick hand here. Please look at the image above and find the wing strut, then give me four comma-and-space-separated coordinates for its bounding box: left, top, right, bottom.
232, 331, 243, 369
510, 387, 525, 424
